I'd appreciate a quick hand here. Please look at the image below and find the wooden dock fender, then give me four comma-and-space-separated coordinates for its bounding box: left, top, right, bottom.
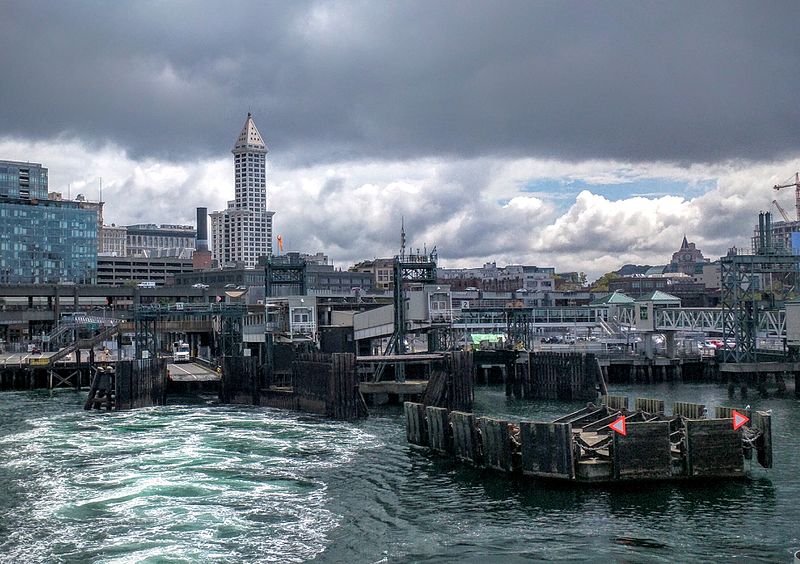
600, 395, 629, 410
520, 421, 575, 479
714, 406, 752, 421
404, 402, 428, 446
426, 406, 451, 453
752, 411, 773, 469
450, 411, 478, 464
612, 421, 672, 480
634, 397, 665, 415
673, 402, 706, 419
684, 419, 744, 477
477, 417, 514, 473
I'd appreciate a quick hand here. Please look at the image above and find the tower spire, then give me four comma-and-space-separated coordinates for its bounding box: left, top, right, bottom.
233, 113, 267, 153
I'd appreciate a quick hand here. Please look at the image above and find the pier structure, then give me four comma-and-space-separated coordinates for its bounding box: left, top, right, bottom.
717, 211, 800, 396
404, 395, 773, 484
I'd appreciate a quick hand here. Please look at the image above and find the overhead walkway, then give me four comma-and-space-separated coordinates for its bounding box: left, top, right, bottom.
354, 305, 789, 343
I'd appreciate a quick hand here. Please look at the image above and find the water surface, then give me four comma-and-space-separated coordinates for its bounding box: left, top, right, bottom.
0, 384, 797, 562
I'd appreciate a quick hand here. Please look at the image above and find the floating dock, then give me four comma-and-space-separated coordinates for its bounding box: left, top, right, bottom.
404, 395, 773, 483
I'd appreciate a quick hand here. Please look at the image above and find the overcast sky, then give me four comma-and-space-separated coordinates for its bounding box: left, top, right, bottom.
2, 1, 800, 279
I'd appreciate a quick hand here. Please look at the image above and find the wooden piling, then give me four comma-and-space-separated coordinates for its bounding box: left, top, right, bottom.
684, 419, 744, 477
634, 397, 665, 415
520, 421, 574, 479
426, 406, 451, 453
476, 416, 514, 473
673, 402, 706, 419
449, 411, 478, 464
526, 352, 599, 401
612, 421, 672, 480
404, 402, 428, 446
600, 395, 629, 410
753, 411, 773, 469
114, 359, 166, 410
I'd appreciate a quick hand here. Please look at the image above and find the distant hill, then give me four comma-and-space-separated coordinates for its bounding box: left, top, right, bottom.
615, 264, 652, 276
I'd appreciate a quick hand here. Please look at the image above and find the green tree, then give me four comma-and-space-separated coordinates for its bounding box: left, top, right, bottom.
590, 271, 620, 292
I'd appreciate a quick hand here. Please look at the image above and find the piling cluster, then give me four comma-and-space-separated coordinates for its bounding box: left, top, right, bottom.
404, 395, 773, 484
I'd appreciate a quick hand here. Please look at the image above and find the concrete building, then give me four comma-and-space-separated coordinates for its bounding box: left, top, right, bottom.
210, 113, 275, 268
125, 223, 195, 259
438, 262, 555, 292
351, 258, 395, 291
437, 262, 555, 305
0, 160, 98, 284
99, 224, 127, 256
96, 256, 193, 286
175, 258, 373, 295
692, 262, 722, 290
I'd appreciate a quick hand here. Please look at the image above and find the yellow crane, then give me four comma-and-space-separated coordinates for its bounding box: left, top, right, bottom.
773, 172, 800, 221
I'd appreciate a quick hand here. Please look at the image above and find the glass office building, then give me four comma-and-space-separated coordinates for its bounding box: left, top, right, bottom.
0, 198, 98, 284
0, 160, 49, 200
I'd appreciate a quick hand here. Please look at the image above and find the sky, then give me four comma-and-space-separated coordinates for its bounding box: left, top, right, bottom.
2, 1, 800, 280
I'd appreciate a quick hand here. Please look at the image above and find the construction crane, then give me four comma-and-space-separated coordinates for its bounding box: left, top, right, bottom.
773, 172, 800, 221
773, 199, 792, 222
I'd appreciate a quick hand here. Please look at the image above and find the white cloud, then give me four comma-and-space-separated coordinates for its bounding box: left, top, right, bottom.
2, 135, 798, 280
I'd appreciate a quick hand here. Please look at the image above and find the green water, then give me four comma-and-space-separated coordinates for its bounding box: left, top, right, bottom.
0, 384, 798, 562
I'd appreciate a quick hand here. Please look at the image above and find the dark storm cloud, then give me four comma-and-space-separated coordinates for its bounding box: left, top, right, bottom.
1, 1, 799, 164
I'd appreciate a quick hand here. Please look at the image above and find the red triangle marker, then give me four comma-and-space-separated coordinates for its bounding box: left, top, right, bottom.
609, 416, 627, 436
732, 410, 749, 431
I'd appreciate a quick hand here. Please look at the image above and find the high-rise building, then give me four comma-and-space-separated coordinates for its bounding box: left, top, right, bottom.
210, 113, 275, 268
0, 160, 48, 200
0, 159, 97, 284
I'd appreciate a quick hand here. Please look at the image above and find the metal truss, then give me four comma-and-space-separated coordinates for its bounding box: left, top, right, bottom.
133, 303, 246, 360
656, 308, 727, 333
265, 255, 306, 297
720, 250, 797, 363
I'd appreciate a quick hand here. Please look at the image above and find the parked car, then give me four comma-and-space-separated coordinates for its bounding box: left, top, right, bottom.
192, 283, 209, 289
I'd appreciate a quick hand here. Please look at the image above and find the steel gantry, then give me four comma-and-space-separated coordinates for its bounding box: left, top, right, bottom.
720, 212, 799, 363
265, 255, 307, 297
373, 249, 437, 382
133, 303, 246, 360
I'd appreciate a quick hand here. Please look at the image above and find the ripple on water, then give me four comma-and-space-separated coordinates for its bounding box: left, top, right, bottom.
0, 399, 375, 563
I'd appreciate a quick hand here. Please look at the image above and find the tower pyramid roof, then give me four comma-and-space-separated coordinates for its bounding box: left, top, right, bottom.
233, 113, 267, 153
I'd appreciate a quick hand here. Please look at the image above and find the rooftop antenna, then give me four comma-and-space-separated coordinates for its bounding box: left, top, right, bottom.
99, 177, 103, 203
400, 216, 406, 259
68, 183, 71, 200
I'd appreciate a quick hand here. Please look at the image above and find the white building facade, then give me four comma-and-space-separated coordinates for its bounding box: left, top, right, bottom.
210, 114, 275, 268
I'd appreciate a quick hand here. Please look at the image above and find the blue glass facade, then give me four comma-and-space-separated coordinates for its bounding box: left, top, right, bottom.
0, 199, 98, 284
0, 160, 48, 200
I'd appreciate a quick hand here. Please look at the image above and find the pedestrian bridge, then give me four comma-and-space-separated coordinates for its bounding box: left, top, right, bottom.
654, 308, 784, 337
356, 305, 788, 340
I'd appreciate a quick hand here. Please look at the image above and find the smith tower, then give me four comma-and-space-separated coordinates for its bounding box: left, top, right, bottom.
210, 113, 275, 268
